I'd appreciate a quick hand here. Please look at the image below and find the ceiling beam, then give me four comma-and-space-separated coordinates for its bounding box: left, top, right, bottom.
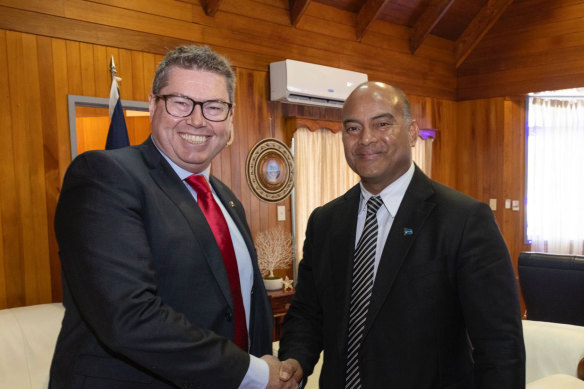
290, 0, 311, 27
409, 0, 455, 54
455, 0, 513, 68
201, 0, 222, 17
356, 0, 390, 41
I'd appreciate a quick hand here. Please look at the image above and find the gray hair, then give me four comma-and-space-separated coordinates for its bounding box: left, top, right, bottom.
152, 45, 235, 103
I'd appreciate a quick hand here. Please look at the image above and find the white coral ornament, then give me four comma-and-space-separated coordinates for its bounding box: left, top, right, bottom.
255, 227, 293, 278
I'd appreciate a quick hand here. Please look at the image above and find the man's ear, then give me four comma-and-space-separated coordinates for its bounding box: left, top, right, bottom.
408, 120, 419, 147
148, 93, 157, 122
227, 122, 234, 146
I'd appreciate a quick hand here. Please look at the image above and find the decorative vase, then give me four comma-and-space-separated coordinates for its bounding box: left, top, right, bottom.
263, 277, 283, 291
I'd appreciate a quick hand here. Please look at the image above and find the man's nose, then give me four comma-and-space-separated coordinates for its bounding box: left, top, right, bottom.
359, 126, 377, 145
186, 104, 206, 126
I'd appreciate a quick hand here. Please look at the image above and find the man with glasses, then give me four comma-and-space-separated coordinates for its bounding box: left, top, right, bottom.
50, 45, 295, 389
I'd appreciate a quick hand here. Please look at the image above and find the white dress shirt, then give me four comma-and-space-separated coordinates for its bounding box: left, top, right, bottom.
355, 163, 415, 279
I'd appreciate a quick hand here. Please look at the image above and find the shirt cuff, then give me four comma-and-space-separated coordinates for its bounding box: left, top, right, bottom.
238, 355, 269, 389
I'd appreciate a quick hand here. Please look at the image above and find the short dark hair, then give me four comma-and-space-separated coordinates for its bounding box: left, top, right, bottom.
152, 45, 235, 102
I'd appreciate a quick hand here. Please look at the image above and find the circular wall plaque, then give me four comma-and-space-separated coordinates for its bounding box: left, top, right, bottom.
246, 138, 294, 202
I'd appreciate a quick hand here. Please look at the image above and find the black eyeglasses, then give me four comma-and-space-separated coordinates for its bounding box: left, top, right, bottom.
155, 94, 232, 122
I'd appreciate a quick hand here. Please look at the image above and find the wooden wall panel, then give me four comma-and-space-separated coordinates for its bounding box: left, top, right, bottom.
501, 98, 531, 268
0, 29, 13, 308
2, 31, 53, 307
453, 97, 530, 278
37, 37, 63, 286
429, 99, 457, 189
0, 0, 457, 99
458, 0, 584, 99
0, 0, 545, 307
0, 32, 165, 307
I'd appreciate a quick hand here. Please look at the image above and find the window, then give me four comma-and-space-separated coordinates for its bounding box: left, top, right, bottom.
67, 95, 149, 158
526, 88, 584, 255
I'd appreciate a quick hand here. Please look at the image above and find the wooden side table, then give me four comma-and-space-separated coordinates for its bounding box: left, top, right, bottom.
267, 289, 295, 341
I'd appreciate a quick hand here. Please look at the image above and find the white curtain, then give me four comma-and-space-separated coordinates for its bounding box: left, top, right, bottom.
292, 127, 433, 266
293, 127, 359, 264
413, 131, 434, 176
527, 97, 584, 255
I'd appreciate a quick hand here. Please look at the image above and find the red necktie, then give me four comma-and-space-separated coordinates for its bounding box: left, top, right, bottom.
185, 174, 249, 352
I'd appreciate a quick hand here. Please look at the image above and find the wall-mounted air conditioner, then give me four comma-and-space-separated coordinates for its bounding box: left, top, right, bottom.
269, 59, 368, 108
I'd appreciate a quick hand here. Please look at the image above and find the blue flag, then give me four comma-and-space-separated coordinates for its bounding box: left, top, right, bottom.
105, 76, 130, 150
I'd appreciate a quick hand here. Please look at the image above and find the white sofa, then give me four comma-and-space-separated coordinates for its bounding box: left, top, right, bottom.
1, 303, 583, 388
524, 320, 584, 388
0, 303, 64, 389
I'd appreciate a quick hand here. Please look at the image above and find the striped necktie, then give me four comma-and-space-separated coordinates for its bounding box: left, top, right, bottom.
345, 195, 384, 388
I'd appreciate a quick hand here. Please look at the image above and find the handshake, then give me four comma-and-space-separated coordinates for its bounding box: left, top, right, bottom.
260, 355, 303, 389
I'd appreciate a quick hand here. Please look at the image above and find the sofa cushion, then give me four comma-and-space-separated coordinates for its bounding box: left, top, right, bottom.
524, 320, 584, 383
0, 303, 64, 389
526, 374, 584, 388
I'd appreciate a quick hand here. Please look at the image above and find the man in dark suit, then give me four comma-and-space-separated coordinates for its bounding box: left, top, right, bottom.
50, 45, 296, 389
277, 82, 526, 388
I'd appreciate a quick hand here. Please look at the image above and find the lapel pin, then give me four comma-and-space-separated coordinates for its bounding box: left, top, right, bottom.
403, 228, 413, 236
229, 201, 236, 208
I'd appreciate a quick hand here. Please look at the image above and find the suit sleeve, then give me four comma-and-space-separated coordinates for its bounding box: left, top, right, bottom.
278, 208, 324, 379
455, 202, 526, 388
55, 152, 250, 389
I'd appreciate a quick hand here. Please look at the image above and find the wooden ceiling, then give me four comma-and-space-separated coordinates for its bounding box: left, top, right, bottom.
199, 0, 514, 68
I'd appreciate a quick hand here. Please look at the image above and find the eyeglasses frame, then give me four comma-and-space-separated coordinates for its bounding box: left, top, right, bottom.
155, 94, 233, 122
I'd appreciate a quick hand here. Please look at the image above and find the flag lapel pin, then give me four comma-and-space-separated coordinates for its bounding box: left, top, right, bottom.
403, 228, 413, 236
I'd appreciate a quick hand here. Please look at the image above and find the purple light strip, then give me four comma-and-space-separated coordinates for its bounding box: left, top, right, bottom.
419, 129, 436, 140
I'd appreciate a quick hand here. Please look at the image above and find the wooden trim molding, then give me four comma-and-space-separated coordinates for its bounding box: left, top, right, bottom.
284, 117, 343, 146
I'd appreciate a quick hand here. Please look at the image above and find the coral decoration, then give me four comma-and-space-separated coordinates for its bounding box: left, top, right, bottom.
255, 227, 293, 278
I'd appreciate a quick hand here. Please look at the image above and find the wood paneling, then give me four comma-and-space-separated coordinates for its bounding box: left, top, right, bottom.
454, 0, 513, 68
0, 0, 457, 99
453, 97, 530, 273
410, 0, 455, 54
1, 0, 569, 308
0, 30, 14, 308
1, 31, 53, 307
458, 0, 584, 99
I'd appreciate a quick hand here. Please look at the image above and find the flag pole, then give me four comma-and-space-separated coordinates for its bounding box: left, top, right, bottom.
105, 56, 130, 150
110, 56, 117, 80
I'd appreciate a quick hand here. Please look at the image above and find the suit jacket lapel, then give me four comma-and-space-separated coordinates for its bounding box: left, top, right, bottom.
363, 167, 436, 336
141, 139, 233, 308
331, 184, 361, 356
210, 176, 263, 282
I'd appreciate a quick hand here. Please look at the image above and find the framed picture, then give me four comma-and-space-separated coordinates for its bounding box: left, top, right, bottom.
246, 138, 294, 202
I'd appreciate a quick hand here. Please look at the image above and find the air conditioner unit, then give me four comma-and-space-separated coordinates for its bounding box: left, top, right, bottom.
269, 59, 368, 108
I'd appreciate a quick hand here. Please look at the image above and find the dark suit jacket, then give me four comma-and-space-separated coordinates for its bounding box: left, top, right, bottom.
279, 166, 525, 388
50, 138, 272, 389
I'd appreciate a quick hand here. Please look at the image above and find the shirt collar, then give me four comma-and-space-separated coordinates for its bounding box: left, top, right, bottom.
151, 135, 211, 181
359, 163, 415, 218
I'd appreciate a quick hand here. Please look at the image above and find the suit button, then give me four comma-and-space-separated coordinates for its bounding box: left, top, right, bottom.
225, 310, 233, 322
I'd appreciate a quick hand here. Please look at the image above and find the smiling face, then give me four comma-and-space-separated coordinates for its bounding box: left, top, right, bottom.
149, 66, 232, 173
341, 82, 418, 194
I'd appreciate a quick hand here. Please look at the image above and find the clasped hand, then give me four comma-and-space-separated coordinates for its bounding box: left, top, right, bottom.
260, 355, 303, 389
